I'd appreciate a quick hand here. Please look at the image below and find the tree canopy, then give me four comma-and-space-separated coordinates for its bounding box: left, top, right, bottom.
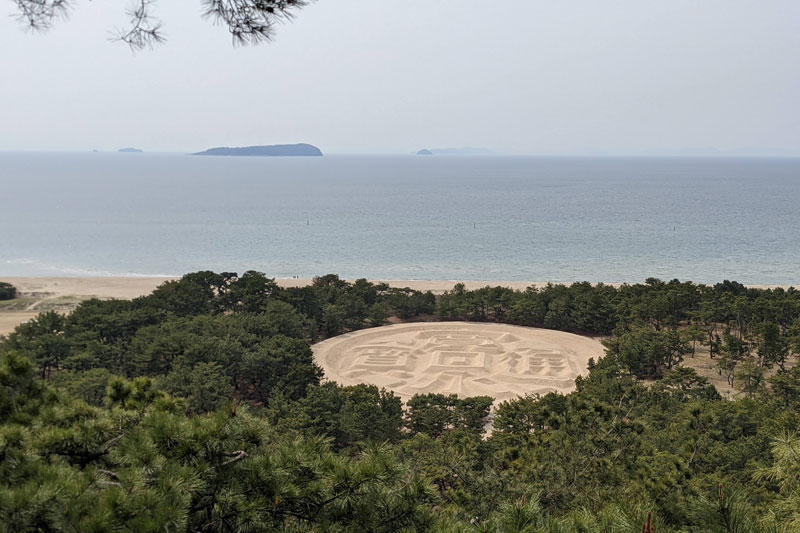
2, 271, 800, 531
0, 282, 16, 301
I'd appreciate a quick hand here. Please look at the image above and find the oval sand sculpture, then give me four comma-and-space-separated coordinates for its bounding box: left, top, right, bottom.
312, 322, 605, 402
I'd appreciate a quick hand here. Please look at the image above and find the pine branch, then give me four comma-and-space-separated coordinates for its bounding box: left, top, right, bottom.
201, 0, 309, 46
221, 450, 248, 465
13, 0, 70, 31
112, 0, 166, 50
102, 433, 125, 454
97, 469, 120, 480
13, 0, 312, 49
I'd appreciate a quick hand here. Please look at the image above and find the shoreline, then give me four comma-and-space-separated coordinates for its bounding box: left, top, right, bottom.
1, 276, 793, 337
0, 276, 793, 296
0, 276, 794, 336
0, 276, 793, 300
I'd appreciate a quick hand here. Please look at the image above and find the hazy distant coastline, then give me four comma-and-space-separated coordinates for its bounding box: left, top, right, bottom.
415, 147, 494, 155
192, 143, 323, 157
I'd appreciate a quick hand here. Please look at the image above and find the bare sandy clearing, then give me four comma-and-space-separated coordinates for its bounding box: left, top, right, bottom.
313, 322, 605, 402
0, 312, 39, 336
0, 277, 177, 301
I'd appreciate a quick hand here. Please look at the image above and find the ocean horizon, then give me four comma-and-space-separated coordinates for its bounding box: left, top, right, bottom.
2, 152, 799, 285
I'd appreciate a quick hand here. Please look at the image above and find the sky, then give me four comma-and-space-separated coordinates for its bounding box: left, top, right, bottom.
1, 0, 798, 155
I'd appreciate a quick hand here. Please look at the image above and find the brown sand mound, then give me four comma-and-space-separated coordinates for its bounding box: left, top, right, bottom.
312, 322, 605, 402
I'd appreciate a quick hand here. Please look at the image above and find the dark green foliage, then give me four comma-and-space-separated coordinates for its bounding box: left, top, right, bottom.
754, 321, 790, 369
0, 272, 432, 415
385, 288, 436, 319
240, 334, 321, 404
222, 269, 280, 313
2, 273, 800, 531
603, 327, 691, 379
0, 365, 437, 531
492, 392, 569, 442
768, 366, 800, 408
405, 393, 493, 438
147, 270, 228, 316
261, 298, 313, 338
437, 278, 800, 342
321, 302, 347, 336
48, 368, 114, 406
0, 282, 16, 300
651, 366, 721, 402
0, 349, 49, 422
160, 361, 232, 413
4, 311, 70, 379
271, 382, 404, 449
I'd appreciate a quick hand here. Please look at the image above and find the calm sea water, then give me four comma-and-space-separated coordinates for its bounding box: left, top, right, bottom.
1, 153, 798, 285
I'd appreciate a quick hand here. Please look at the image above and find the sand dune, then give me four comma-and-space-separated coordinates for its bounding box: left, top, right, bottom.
312, 322, 605, 402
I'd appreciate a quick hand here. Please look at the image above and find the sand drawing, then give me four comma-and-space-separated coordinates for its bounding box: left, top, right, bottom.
312, 322, 605, 401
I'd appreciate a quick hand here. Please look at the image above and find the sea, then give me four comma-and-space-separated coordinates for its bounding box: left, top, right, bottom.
1, 152, 799, 285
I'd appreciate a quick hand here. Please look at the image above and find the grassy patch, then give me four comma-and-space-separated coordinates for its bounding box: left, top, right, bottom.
0, 295, 85, 313
0, 297, 37, 311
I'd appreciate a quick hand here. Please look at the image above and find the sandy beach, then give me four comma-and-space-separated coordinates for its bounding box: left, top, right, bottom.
0, 276, 549, 300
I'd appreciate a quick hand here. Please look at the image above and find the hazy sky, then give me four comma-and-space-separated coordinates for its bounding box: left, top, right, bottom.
1, 0, 798, 154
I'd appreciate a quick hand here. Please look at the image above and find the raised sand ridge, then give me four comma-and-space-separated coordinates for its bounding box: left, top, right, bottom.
313, 322, 604, 401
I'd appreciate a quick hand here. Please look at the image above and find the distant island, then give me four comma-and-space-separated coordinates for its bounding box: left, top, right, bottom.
415, 147, 494, 156
118, 147, 143, 153
192, 143, 323, 157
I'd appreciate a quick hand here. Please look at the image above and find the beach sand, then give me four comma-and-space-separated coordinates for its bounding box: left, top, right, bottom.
0, 312, 39, 336
0, 277, 176, 335
0, 276, 547, 300
312, 321, 605, 401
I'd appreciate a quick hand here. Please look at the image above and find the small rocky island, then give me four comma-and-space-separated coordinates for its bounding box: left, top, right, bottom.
118, 147, 143, 153
416, 147, 493, 155
192, 143, 323, 157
